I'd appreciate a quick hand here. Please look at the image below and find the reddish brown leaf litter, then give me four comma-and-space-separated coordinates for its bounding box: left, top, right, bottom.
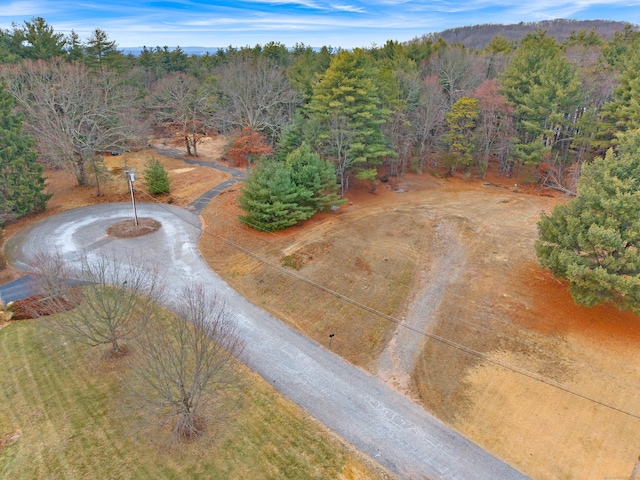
107, 218, 162, 238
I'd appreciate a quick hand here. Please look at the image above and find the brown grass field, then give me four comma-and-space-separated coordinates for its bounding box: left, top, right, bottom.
2, 136, 640, 479
0, 317, 388, 479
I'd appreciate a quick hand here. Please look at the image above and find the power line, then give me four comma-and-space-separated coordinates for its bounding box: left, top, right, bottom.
132, 186, 640, 420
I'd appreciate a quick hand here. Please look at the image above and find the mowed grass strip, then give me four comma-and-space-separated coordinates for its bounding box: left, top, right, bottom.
0, 319, 387, 480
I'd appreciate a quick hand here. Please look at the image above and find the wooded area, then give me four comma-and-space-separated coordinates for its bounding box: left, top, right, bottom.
1, 16, 639, 310
0, 18, 638, 201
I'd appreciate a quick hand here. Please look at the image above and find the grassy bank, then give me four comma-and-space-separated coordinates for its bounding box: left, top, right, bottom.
0, 319, 387, 480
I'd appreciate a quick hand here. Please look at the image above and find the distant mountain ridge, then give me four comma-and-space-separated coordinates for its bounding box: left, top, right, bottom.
120, 46, 223, 56
119, 45, 327, 56
429, 19, 637, 49
119, 19, 638, 55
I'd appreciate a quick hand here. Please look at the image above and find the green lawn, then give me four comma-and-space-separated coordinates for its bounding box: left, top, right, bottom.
0, 318, 384, 479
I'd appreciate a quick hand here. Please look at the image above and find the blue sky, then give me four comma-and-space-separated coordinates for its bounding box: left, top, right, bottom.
1, 0, 638, 49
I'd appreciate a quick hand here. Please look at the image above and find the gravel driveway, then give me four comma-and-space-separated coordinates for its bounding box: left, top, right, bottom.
5, 202, 529, 480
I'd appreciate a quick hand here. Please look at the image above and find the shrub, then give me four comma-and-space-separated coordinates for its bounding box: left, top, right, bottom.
143, 157, 171, 195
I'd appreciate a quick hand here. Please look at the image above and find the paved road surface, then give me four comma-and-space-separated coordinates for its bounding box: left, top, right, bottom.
4, 202, 529, 480
153, 144, 245, 215
0, 275, 37, 303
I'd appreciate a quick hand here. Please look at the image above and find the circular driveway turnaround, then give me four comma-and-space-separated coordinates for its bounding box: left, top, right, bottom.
5, 202, 529, 480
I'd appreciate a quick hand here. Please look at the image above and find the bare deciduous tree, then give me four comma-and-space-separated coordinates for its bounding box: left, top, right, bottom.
384, 69, 420, 177
31, 251, 163, 357
385, 70, 447, 176
214, 55, 300, 138
2, 60, 145, 186
317, 114, 356, 195
422, 45, 483, 107
413, 75, 447, 173
148, 72, 214, 157
128, 283, 244, 441
472, 79, 515, 177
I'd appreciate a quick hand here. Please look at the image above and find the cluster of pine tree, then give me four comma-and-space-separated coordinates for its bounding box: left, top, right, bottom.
239, 144, 343, 231
1, 16, 640, 312
0, 81, 50, 226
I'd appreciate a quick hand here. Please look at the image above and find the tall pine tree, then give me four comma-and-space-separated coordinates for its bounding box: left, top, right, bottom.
501, 31, 581, 165
536, 129, 640, 314
601, 39, 640, 141
0, 81, 50, 225
307, 49, 394, 190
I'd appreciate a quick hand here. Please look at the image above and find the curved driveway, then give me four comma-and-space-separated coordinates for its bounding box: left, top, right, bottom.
5, 202, 528, 480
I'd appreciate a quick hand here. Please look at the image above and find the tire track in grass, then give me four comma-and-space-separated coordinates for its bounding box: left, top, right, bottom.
0, 324, 73, 479
0, 325, 25, 478
376, 218, 467, 392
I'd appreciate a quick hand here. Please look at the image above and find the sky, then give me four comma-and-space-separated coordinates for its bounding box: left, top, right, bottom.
0, 0, 638, 49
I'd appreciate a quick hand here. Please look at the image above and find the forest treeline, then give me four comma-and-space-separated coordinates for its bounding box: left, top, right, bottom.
432, 19, 631, 49
1, 16, 640, 223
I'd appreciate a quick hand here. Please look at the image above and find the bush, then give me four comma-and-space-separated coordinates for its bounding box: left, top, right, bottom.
143, 157, 171, 195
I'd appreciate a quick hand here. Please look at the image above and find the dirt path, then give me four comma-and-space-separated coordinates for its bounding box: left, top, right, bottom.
5, 202, 528, 480
377, 218, 466, 393
7, 142, 636, 478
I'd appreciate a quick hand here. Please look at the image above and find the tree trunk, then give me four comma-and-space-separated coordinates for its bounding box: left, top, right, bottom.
184, 136, 192, 156
191, 137, 198, 157
75, 155, 89, 187
110, 337, 120, 354
94, 162, 103, 197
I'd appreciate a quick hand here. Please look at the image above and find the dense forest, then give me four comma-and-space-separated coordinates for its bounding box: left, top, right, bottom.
433, 19, 631, 49
1, 17, 640, 222
0, 16, 639, 312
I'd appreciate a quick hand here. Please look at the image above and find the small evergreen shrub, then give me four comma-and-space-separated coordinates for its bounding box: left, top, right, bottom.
143, 157, 171, 195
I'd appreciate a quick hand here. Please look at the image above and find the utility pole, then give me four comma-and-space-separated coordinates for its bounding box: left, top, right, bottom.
124, 169, 138, 226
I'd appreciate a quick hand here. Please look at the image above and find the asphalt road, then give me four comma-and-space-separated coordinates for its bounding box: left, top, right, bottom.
0, 275, 37, 303
4, 202, 529, 480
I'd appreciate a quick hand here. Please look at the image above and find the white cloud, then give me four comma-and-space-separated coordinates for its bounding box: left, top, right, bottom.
330, 4, 366, 13
1, 0, 638, 49
0, 0, 53, 17
241, 0, 329, 10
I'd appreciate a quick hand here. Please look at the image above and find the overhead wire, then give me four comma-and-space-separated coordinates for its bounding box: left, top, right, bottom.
131, 185, 640, 420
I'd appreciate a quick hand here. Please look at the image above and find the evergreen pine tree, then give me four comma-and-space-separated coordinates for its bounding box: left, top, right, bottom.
501, 31, 580, 165
238, 160, 314, 232
85, 28, 118, 69
601, 40, 640, 141
536, 129, 640, 314
285, 143, 344, 211
0, 81, 50, 225
143, 157, 171, 195
444, 96, 479, 172
308, 49, 394, 186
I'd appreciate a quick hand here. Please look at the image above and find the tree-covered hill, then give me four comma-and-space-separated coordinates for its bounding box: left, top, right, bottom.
428, 19, 635, 49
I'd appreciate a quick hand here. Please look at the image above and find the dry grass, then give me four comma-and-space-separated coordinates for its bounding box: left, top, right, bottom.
3, 140, 639, 479
198, 181, 429, 369
199, 170, 640, 480
0, 318, 390, 480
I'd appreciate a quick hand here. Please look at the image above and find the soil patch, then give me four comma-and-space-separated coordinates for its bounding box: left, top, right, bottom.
4, 144, 639, 480
200, 170, 639, 480
107, 218, 161, 238
0, 430, 21, 451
